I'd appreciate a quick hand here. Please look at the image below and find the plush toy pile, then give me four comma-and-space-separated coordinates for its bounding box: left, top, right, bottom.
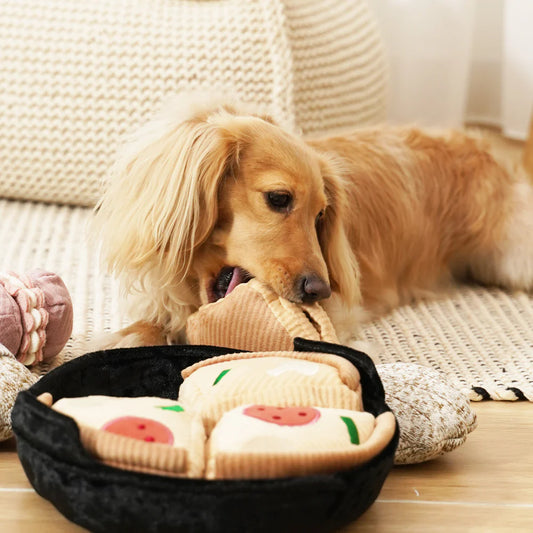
0, 270, 73, 440
0, 270, 72, 365
36, 282, 397, 480
40, 355, 396, 480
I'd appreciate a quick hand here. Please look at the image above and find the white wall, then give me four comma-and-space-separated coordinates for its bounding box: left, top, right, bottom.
465, 0, 504, 128
501, 0, 533, 139
368, 0, 532, 139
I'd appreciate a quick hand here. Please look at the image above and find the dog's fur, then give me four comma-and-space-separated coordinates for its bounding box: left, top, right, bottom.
94, 95, 533, 347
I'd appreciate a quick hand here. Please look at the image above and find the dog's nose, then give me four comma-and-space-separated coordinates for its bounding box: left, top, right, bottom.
298, 274, 331, 303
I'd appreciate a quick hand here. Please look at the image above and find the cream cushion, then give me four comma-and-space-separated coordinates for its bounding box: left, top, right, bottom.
0, 0, 387, 206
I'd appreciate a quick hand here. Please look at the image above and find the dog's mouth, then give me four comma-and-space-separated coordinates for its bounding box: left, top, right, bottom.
208, 266, 253, 303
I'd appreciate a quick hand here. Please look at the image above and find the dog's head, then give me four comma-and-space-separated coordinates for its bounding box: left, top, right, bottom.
95, 95, 360, 328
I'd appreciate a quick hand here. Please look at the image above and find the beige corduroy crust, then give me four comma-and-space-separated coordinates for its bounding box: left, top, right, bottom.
186, 283, 294, 352
182, 350, 360, 390
186, 279, 339, 351
206, 411, 396, 480
249, 279, 339, 342
0, 0, 387, 207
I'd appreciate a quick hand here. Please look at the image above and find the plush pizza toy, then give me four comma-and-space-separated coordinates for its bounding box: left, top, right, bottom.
41, 343, 396, 480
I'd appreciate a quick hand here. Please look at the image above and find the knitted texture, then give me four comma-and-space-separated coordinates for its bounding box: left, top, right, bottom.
0, 0, 387, 207
377, 363, 478, 464
0, 350, 39, 441
361, 289, 533, 401
0, 199, 126, 342
284, 0, 388, 134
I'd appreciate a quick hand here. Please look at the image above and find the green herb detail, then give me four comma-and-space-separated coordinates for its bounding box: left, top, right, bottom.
213, 368, 231, 386
158, 405, 184, 412
340, 416, 360, 445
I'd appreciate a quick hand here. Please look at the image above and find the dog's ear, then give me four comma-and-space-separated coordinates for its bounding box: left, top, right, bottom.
94, 107, 240, 288
318, 160, 362, 307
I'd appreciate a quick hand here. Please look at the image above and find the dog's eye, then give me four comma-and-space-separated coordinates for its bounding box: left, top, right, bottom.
265, 191, 293, 212
315, 209, 325, 227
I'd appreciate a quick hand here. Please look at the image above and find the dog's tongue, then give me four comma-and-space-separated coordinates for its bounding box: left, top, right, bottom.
225, 267, 245, 297
211, 266, 250, 303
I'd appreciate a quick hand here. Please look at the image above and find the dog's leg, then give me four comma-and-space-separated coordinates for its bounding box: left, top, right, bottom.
323, 294, 370, 344
89, 321, 169, 350
466, 179, 533, 291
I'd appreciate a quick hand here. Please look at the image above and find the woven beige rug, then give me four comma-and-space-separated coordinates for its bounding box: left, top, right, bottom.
1, 198, 532, 402
361, 287, 533, 401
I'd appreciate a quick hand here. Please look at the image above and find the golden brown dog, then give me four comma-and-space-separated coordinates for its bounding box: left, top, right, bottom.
94, 95, 533, 347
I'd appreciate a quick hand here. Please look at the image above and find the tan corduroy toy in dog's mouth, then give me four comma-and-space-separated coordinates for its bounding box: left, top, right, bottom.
187, 278, 340, 351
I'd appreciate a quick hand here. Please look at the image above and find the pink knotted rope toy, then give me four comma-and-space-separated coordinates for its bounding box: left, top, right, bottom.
0, 270, 73, 365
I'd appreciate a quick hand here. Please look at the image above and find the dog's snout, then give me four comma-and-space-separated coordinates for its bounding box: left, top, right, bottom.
298, 274, 331, 303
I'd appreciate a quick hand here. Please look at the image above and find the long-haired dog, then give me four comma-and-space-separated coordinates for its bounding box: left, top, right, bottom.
94, 95, 533, 348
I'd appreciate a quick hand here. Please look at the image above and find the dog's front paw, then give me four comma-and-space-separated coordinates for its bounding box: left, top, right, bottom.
89, 322, 169, 350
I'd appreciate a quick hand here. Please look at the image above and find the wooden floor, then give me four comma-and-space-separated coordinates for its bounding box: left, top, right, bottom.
1, 401, 532, 532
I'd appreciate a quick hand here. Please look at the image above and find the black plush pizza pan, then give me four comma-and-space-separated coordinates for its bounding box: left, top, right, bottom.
12, 338, 398, 533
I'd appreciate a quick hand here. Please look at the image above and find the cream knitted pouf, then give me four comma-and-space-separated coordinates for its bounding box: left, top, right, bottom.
0, 0, 387, 207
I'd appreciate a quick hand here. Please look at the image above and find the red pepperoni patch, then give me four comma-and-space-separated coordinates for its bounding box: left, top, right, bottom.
243, 405, 320, 426
102, 416, 174, 445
